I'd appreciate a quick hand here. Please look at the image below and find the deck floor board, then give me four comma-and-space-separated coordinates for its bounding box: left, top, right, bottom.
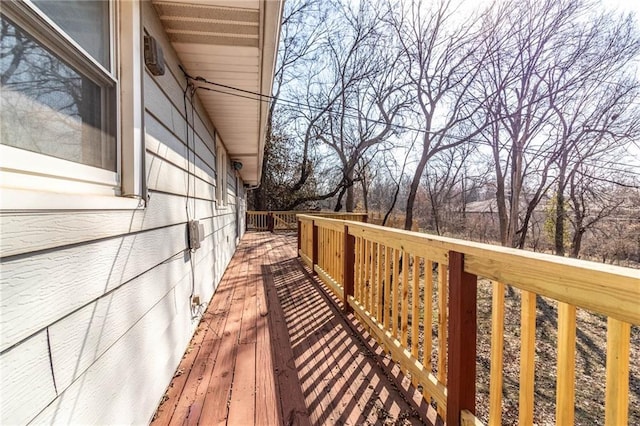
153, 232, 437, 425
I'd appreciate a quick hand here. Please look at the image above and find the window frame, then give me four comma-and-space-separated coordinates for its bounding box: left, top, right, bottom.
0, 0, 144, 211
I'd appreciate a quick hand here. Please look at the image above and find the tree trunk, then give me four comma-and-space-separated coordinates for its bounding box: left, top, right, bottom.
507, 143, 523, 247
361, 175, 369, 213
570, 227, 584, 258
493, 154, 509, 246
554, 177, 566, 256
346, 183, 355, 212
383, 181, 401, 226
404, 137, 430, 230
569, 195, 585, 258
334, 181, 349, 212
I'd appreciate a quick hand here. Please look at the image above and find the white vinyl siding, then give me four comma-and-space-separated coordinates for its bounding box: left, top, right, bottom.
0, 2, 247, 425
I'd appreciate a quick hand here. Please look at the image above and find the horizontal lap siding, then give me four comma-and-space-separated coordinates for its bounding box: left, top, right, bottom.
0, 223, 189, 352
0, 331, 56, 425
0, 2, 245, 424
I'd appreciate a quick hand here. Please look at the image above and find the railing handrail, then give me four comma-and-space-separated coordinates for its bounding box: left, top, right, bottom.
298, 214, 639, 324
296, 214, 638, 426
247, 210, 368, 232
249, 210, 368, 216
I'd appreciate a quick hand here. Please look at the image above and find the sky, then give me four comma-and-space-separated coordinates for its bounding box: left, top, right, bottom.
606, 0, 640, 15
605, 0, 640, 165
455, 0, 640, 169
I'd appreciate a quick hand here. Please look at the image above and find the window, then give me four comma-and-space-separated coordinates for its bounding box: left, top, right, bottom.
32, 1, 111, 68
0, 1, 144, 209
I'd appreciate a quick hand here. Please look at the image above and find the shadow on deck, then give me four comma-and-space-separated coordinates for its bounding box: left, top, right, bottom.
153, 232, 440, 425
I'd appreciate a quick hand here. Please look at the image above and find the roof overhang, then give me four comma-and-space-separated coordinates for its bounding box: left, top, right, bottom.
152, 0, 283, 185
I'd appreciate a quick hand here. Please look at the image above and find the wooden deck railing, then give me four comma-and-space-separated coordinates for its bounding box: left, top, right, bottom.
247, 210, 367, 232
297, 214, 639, 426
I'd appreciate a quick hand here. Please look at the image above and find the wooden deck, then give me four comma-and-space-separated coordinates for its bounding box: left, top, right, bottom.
152, 232, 438, 426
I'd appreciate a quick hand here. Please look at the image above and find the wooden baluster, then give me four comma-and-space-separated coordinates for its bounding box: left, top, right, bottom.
330, 228, 334, 280
423, 259, 434, 403
296, 219, 301, 257
338, 230, 344, 285
324, 228, 329, 276
423, 260, 434, 368
355, 237, 361, 301
411, 256, 420, 358
556, 302, 576, 426
392, 249, 400, 338
359, 238, 366, 303
343, 225, 355, 314
489, 281, 505, 426
301, 221, 306, 256
604, 318, 630, 426
311, 220, 318, 275
437, 263, 448, 384
335, 230, 339, 281
336, 230, 340, 282
369, 242, 378, 316
365, 240, 371, 312
372, 242, 378, 314
355, 237, 361, 302
328, 228, 332, 276
307, 221, 312, 257
384, 246, 392, 331
376, 243, 384, 321
401, 251, 409, 347
319, 227, 324, 271
519, 290, 536, 426
446, 251, 477, 426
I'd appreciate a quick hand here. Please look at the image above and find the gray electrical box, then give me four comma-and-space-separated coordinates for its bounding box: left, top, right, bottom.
144, 35, 165, 76
188, 220, 205, 251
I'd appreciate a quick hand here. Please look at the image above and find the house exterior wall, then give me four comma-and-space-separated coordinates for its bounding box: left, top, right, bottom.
0, 3, 246, 424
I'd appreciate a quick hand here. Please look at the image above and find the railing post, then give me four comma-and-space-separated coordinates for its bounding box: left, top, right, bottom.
297, 217, 302, 258
311, 220, 318, 275
362, 213, 368, 223
268, 212, 274, 233
343, 225, 355, 314
446, 251, 477, 425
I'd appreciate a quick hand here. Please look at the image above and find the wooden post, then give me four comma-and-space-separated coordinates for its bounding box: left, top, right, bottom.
343, 225, 355, 314
362, 213, 368, 223
311, 220, 319, 275
297, 218, 302, 257
446, 251, 477, 425
268, 212, 274, 233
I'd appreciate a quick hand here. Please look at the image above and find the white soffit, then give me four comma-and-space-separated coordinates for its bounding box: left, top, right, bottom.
152, 0, 283, 185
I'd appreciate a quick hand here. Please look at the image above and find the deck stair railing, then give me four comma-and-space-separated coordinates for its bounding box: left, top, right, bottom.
246, 210, 368, 232
296, 214, 639, 426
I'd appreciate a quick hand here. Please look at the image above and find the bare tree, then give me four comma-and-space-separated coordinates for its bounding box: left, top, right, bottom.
251, 0, 327, 210
257, 0, 410, 212
386, 0, 492, 230
470, 0, 594, 247
547, 10, 640, 255
312, 1, 409, 212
